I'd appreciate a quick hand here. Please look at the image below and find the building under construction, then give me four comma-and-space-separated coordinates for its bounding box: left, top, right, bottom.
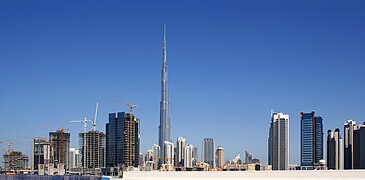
106, 112, 140, 168
32, 137, 50, 170
49, 129, 70, 170
3, 151, 29, 170
79, 131, 105, 169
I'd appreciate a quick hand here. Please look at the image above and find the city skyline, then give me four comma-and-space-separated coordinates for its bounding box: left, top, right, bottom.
1, 0, 365, 165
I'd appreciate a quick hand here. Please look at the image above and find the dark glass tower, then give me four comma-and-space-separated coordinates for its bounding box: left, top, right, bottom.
106, 112, 140, 168
300, 111, 323, 169
159, 24, 171, 164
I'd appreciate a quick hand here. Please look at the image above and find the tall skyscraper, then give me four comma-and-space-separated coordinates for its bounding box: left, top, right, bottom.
79, 130, 105, 168
176, 137, 186, 167
215, 146, 224, 168
106, 112, 140, 168
327, 129, 343, 170
353, 122, 365, 169
152, 144, 160, 170
159, 24, 171, 165
268, 112, 289, 170
163, 141, 174, 170
32, 137, 50, 171
192, 146, 198, 165
49, 129, 71, 170
344, 119, 356, 169
300, 111, 323, 169
202, 138, 215, 169
184, 145, 193, 168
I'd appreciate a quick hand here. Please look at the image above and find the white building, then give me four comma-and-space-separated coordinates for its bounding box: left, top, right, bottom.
163, 141, 174, 171
176, 137, 186, 166
152, 144, 160, 170
327, 129, 343, 170
184, 145, 193, 168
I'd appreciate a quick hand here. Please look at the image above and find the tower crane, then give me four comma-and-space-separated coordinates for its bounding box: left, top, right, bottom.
0, 141, 15, 170
112, 100, 138, 168
70, 102, 99, 169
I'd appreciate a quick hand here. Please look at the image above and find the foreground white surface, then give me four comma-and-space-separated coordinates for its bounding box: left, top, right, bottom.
123, 170, 365, 180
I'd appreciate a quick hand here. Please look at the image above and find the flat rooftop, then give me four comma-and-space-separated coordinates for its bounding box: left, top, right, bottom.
123, 170, 365, 180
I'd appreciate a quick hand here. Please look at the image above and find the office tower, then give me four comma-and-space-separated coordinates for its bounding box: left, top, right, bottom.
32, 137, 50, 170
75, 149, 81, 168
69, 148, 76, 169
268, 112, 289, 170
3, 151, 29, 170
164, 141, 174, 168
184, 145, 193, 168
176, 137, 186, 166
146, 149, 153, 162
152, 144, 160, 170
139, 153, 144, 166
159, 24, 171, 165
327, 129, 343, 170
344, 119, 356, 169
300, 111, 323, 169
202, 138, 215, 169
49, 129, 71, 170
215, 146, 224, 168
79, 131, 105, 168
106, 112, 140, 168
268, 122, 272, 166
353, 122, 365, 169
192, 146, 198, 165
245, 150, 253, 164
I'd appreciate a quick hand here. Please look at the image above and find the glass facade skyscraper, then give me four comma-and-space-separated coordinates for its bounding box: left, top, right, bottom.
268, 112, 289, 170
106, 112, 140, 168
300, 111, 323, 169
202, 138, 215, 169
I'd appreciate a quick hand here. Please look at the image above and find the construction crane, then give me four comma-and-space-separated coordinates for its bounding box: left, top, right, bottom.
70, 102, 99, 169
112, 100, 138, 168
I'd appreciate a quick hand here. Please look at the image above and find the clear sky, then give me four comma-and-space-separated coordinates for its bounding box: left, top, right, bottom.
0, 0, 364, 165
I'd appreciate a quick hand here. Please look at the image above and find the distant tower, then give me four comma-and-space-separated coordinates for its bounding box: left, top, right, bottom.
215, 146, 224, 168
163, 141, 174, 171
326, 129, 343, 170
344, 119, 356, 169
176, 137, 186, 167
152, 144, 160, 170
184, 145, 193, 168
202, 138, 215, 169
159, 24, 171, 165
192, 146, 198, 165
300, 111, 323, 169
268, 112, 289, 170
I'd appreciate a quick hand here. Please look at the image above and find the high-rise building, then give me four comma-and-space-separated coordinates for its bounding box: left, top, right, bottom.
176, 137, 186, 167
184, 145, 193, 168
245, 150, 253, 164
106, 112, 140, 168
163, 141, 174, 169
353, 122, 365, 169
268, 112, 289, 170
344, 119, 356, 169
159, 24, 171, 166
300, 111, 323, 169
215, 146, 224, 168
192, 146, 198, 166
326, 129, 343, 170
202, 138, 215, 169
69, 148, 76, 169
79, 131, 105, 168
32, 137, 50, 170
49, 129, 71, 170
268, 122, 272, 166
152, 144, 160, 170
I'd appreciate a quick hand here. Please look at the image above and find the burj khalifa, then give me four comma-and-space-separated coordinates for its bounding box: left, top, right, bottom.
159, 24, 171, 164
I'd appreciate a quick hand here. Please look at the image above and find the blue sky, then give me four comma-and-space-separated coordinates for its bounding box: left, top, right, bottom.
0, 0, 364, 165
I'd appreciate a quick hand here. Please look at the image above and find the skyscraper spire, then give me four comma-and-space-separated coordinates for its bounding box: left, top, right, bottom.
159, 24, 171, 164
